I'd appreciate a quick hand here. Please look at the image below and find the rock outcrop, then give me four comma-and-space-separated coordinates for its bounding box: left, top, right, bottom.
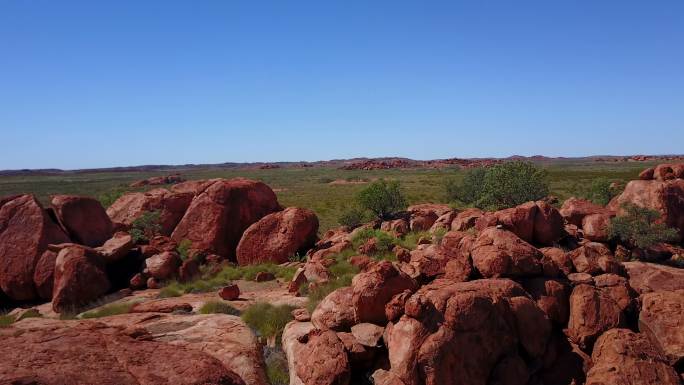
51, 195, 114, 247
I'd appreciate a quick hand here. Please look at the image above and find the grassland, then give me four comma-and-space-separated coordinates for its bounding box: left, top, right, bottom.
0, 160, 657, 232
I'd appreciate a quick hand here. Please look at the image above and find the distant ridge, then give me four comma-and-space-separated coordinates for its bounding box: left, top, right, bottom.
2, 154, 683, 177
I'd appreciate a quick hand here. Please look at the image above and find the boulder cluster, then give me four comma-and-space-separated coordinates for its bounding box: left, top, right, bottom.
0, 178, 319, 312
283, 164, 684, 385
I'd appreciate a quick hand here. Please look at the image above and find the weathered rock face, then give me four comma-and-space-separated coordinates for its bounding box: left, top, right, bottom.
381, 219, 409, 237
33, 249, 58, 300
171, 178, 281, 259
539, 247, 574, 276
567, 283, 627, 349
144, 251, 181, 280
385, 279, 541, 385
311, 287, 357, 331
652, 163, 684, 181
283, 321, 316, 385
623, 261, 684, 294
608, 178, 684, 241
407, 244, 455, 280
522, 277, 570, 325
533, 201, 565, 246
476, 202, 538, 243
2, 313, 265, 385
560, 197, 611, 227
450, 208, 483, 231
95, 231, 134, 263
639, 290, 684, 367
0, 194, 70, 301
567, 242, 618, 276
352, 261, 417, 324
470, 227, 542, 278
52, 245, 111, 313
582, 212, 613, 242
586, 329, 680, 385
295, 329, 351, 385
429, 211, 457, 233
51, 195, 114, 247
236, 207, 318, 265
407, 204, 451, 232
107, 188, 194, 235
129, 298, 193, 313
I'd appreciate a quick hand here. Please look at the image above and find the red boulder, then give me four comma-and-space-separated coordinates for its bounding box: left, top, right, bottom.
236, 207, 318, 265
51, 195, 113, 247
470, 227, 543, 278
52, 245, 111, 313
107, 188, 194, 236
171, 178, 281, 259
0, 194, 70, 301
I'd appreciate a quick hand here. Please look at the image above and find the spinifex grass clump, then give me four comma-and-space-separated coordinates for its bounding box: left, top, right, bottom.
158, 263, 297, 298
198, 301, 240, 316
241, 303, 295, 341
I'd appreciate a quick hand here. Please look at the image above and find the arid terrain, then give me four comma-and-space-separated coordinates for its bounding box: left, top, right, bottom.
1, 157, 683, 385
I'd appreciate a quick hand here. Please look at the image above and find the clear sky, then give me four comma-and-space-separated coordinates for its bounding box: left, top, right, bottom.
1, 1, 683, 170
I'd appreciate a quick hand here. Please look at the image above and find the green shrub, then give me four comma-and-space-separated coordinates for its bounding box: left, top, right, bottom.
98, 187, 127, 209
158, 263, 298, 299
176, 239, 193, 261
80, 302, 135, 319
130, 210, 162, 243
198, 301, 240, 316
351, 228, 397, 251
337, 206, 369, 228
0, 314, 15, 328
608, 203, 679, 249
449, 161, 549, 210
265, 349, 289, 385
446, 168, 486, 204
241, 303, 294, 341
397, 231, 431, 250
576, 178, 621, 206
357, 180, 407, 220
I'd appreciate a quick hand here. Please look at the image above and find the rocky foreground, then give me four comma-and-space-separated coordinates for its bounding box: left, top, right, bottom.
0, 164, 683, 385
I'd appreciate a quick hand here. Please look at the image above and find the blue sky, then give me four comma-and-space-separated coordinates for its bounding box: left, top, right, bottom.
1, 1, 683, 170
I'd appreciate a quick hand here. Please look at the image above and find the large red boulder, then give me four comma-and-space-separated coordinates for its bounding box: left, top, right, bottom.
567, 242, 620, 276
560, 197, 612, 227
352, 261, 417, 324
52, 245, 111, 313
311, 287, 357, 331
470, 227, 543, 278
582, 212, 614, 242
407, 204, 451, 232
522, 278, 571, 325
476, 202, 538, 243
533, 201, 564, 246
450, 208, 483, 231
623, 261, 684, 294
0, 194, 70, 301
236, 207, 318, 265
0, 318, 247, 385
50, 195, 113, 247
171, 178, 281, 259
407, 244, 455, 279
144, 251, 181, 280
653, 163, 684, 181
639, 290, 684, 367
107, 188, 194, 235
385, 278, 540, 385
294, 329, 350, 385
567, 281, 630, 349
586, 329, 679, 385
33, 250, 58, 300
608, 178, 684, 241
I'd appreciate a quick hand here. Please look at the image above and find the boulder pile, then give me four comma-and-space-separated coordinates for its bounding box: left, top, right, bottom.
0, 177, 319, 313
282, 163, 684, 385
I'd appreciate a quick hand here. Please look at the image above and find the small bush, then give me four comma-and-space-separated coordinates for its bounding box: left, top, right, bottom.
578, 178, 621, 206
199, 301, 240, 316
158, 286, 183, 298
397, 231, 431, 250
608, 203, 679, 249
0, 314, 15, 328
130, 210, 162, 243
446, 168, 486, 204
98, 187, 127, 209
351, 228, 397, 251
338, 206, 369, 228
448, 161, 549, 210
265, 349, 289, 385
176, 239, 193, 261
80, 302, 135, 319
241, 303, 294, 341
357, 180, 407, 220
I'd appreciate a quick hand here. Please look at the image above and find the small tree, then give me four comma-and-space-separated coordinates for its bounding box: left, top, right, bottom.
608, 203, 679, 249
130, 210, 162, 243
478, 161, 549, 209
356, 180, 407, 220
446, 168, 486, 205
